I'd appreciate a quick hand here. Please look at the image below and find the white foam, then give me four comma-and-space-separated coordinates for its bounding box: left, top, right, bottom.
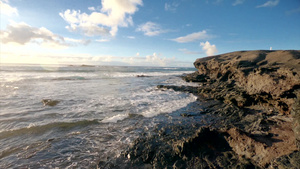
141, 93, 197, 117
105, 71, 195, 78
101, 114, 129, 123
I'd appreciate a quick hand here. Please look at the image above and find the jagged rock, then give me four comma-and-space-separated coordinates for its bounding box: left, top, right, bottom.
193, 50, 300, 114
269, 151, 300, 169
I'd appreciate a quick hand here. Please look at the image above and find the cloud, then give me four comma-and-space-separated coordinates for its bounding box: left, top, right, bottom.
256, 0, 279, 8
0, 21, 91, 49
200, 41, 218, 56
64, 38, 91, 45
60, 0, 143, 37
165, 2, 179, 12
232, 0, 245, 6
179, 48, 202, 55
0, 0, 18, 16
146, 53, 167, 66
136, 22, 168, 36
95, 38, 110, 42
0, 22, 69, 49
172, 30, 212, 43
122, 53, 182, 67
88, 7, 96, 11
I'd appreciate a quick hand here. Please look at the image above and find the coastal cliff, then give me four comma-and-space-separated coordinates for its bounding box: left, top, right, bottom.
98, 50, 300, 169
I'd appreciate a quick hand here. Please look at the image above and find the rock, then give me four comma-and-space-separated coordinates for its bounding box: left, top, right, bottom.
193, 50, 300, 114
136, 75, 150, 77
42, 99, 60, 106
269, 151, 300, 169
291, 90, 300, 149
99, 50, 300, 168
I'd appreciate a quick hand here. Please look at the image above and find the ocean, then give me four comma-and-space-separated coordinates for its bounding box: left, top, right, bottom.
0, 64, 198, 168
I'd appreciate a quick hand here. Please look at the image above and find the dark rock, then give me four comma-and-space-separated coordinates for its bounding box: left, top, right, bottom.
136, 75, 151, 77
42, 99, 60, 106
269, 151, 300, 169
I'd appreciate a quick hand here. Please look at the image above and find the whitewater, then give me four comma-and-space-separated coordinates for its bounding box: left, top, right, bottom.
0, 64, 198, 168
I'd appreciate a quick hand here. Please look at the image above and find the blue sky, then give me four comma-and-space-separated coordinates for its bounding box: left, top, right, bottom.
1, 0, 299, 67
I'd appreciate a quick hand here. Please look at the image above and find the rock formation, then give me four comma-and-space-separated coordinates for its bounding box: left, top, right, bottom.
98, 50, 300, 168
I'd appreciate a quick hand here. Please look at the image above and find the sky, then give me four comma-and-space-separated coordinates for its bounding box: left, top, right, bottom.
0, 0, 300, 67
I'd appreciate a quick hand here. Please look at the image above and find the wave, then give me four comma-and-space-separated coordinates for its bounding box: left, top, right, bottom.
105, 71, 195, 78
52, 76, 87, 81
0, 120, 100, 139
101, 114, 130, 123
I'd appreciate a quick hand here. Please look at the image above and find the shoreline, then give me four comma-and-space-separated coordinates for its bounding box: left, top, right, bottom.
98, 50, 300, 168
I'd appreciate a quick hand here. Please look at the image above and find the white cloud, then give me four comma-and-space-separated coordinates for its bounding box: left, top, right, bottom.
64, 37, 91, 45
200, 41, 218, 56
0, 0, 18, 16
122, 53, 182, 67
60, 0, 143, 37
232, 0, 245, 6
0, 21, 91, 49
256, 0, 279, 8
0, 22, 69, 49
136, 22, 168, 36
165, 2, 179, 12
1, 45, 190, 66
88, 7, 96, 11
146, 53, 167, 66
172, 30, 212, 43
95, 38, 110, 42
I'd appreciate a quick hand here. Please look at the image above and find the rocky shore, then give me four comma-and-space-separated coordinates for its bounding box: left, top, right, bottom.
98, 50, 300, 169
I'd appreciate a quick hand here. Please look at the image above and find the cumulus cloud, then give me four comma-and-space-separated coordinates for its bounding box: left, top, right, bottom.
232, 0, 245, 6
172, 30, 212, 43
60, 0, 143, 37
0, 0, 18, 16
146, 53, 167, 66
0, 21, 90, 49
256, 0, 279, 8
0, 22, 69, 49
136, 22, 167, 36
200, 41, 218, 56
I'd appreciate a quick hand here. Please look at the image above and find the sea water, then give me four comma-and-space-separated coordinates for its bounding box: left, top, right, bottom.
0, 64, 198, 168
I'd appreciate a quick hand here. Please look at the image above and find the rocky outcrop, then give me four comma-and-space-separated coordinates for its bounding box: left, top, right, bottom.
98, 50, 300, 169
186, 50, 300, 114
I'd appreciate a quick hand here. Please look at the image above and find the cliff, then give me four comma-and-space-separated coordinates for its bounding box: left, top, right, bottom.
185, 50, 300, 115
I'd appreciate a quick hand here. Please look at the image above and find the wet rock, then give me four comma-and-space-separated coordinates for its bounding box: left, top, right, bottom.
136, 75, 151, 77
42, 99, 60, 106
